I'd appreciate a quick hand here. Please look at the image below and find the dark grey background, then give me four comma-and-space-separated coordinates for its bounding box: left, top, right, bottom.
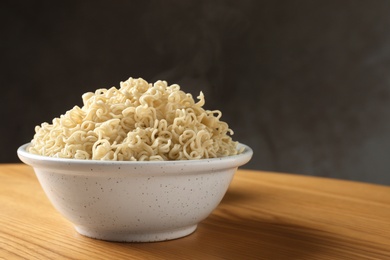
2, 0, 390, 185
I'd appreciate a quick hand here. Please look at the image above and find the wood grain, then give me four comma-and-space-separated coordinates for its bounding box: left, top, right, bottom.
1, 164, 390, 259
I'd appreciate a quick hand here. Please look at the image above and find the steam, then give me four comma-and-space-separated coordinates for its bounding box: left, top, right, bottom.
142, 0, 252, 101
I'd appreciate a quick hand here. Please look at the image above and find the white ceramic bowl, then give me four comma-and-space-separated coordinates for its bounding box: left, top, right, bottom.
17, 143, 252, 242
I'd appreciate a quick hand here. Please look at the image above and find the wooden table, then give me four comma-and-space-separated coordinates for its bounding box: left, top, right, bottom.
1, 164, 390, 259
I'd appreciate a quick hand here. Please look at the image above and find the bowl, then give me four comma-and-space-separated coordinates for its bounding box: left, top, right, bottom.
17, 143, 253, 242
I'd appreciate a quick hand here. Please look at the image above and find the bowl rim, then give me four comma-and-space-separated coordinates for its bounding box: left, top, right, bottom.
17, 143, 253, 175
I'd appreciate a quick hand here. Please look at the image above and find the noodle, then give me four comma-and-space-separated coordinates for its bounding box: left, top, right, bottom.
28, 77, 241, 161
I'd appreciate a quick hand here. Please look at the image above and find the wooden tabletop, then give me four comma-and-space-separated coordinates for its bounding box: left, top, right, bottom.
1, 164, 390, 259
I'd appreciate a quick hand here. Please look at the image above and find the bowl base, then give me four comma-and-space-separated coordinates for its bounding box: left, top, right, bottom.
75, 224, 198, 242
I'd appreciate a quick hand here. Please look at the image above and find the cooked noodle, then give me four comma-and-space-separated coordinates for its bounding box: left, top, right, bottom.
28, 78, 241, 161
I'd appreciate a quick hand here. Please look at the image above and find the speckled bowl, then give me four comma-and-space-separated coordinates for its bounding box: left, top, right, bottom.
17, 143, 252, 242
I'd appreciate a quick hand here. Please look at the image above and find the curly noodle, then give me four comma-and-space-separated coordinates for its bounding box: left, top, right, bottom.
28, 77, 241, 161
